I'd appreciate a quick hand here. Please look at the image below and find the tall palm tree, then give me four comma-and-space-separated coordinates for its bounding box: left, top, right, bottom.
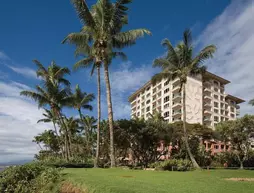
152, 29, 216, 169
64, 0, 151, 167
20, 61, 72, 160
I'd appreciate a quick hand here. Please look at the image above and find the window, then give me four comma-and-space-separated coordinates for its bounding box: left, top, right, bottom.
164, 88, 169, 94
226, 145, 229, 150
146, 87, 150, 91
214, 102, 219, 108
164, 111, 169, 118
146, 93, 150, 98
214, 88, 219, 92
214, 145, 219, 150
137, 112, 140, 117
221, 103, 224, 108
153, 88, 156, 94
146, 106, 150, 112
164, 103, 169, 109
214, 94, 219, 100
137, 106, 140, 110
164, 81, 169, 86
157, 84, 162, 89
221, 145, 225, 149
230, 107, 234, 112
164, 96, 170, 103
214, 109, 219, 114
214, 116, 219, 122
221, 96, 224, 101
146, 100, 150, 104
214, 81, 219, 86
137, 100, 140, 103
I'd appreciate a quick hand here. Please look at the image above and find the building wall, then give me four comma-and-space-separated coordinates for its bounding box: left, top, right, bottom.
185, 76, 203, 124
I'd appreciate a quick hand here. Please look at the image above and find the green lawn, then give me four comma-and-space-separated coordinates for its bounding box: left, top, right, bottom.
63, 168, 254, 193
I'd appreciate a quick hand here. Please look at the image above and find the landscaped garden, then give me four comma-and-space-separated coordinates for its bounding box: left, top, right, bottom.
62, 168, 254, 193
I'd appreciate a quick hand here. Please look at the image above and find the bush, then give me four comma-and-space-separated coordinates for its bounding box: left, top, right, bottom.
0, 162, 61, 193
149, 159, 192, 171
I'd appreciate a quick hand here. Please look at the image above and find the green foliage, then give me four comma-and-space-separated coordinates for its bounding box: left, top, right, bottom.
149, 159, 192, 171
0, 163, 61, 193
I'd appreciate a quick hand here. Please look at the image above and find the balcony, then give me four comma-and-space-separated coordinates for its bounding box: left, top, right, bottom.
204, 102, 212, 108
173, 110, 182, 117
204, 117, 211, 122
204, 109, 212, 115
236, 109, 240, 116
172, 85, 181, 93
172, 101, 182, 110
173, 93, 182, 101
236, 105, 240, 109
204, 87, 212, 93
172, 78, 180, 86
204, 81, 211, 87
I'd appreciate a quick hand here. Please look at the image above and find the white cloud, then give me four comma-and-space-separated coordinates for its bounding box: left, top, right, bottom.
100, 62, 157, 119
0, 81, 50, 163
0, 51, 9, 60
6, 65, 38, 79
196, 0, 254, 116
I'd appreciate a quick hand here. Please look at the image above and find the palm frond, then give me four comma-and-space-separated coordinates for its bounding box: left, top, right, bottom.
73, 57, 94, 71
113, 29, 151, 46
183, 28, 192, 48
71, 0, 96, 27
192, 45, 216, 66
151, 71, 173, 85
62, 33, 90, 45
161, 39, 179, 65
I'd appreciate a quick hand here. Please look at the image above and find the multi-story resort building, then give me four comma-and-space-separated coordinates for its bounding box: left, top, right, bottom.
128, 71, 245, 129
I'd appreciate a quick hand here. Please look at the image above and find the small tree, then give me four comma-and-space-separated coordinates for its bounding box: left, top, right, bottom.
216, 115, 254, 169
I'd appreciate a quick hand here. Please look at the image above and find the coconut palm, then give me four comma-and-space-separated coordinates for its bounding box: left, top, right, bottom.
64, 0, 151, 167
152, 29, 216, 169
20, 61, 72, 160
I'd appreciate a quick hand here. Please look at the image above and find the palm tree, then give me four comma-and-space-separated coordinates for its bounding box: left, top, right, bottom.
64, 0, 151, 167
37, 108, 64, 157
152, 29, 216, 169
20, 61, 72, 160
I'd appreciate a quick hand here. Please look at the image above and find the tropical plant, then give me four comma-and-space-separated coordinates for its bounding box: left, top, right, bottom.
20, 60, 72, 160
152, 29, 216, 169
64, 0, 151, 167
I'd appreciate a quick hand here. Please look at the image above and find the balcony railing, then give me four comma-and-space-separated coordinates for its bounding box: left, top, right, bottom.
204, 117, 211, 122
173, 110, 182, 117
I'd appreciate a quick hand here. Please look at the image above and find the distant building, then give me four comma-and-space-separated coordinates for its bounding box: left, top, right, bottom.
128, 71, 245, 129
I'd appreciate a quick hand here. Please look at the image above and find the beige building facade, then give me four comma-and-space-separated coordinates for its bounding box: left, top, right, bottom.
128, 71, 245, 129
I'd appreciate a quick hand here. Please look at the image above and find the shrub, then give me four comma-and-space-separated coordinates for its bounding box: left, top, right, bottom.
149, 159, 192, 171
0, 162, 61, 193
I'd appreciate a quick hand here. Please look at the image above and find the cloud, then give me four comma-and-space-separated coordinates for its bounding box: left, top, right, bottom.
0, 81, 51, 163
0, 51, 9, 60
100, 62, 157, 119
6, 65, 38, 79
196, 0, 254, 116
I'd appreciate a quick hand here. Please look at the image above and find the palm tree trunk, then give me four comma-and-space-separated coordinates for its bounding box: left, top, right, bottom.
94, 66, 101, 168
53, 121, 64, 158
182, 83, 200, 169
58, 114, 71, 160
103, 64, 115, 167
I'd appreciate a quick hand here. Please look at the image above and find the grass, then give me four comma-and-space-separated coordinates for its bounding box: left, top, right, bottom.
62, 168, 254, 193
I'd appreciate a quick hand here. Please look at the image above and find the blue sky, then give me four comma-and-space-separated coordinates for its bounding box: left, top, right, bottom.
1, 0, 254, 163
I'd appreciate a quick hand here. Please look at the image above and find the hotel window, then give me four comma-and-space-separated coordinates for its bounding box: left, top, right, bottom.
146, 87, 150, 91
146, 100, 150, 104
214, 109, 219, 114
214, 145, 219, 150
146, 93, 151, 98
214, 116, 219, 122
153, 88, 156, 94
220, 96, 224, 101
157, 84, 162, 90
164, 111, 169, 118
214, 88, 219, 92
214, 94, 219, 100
214, 81, 219, 86
137, 106, 140, 110
230, 107, 234, 112
214, 102, 219, 108
221, 145, 225, 149
164, 88, 169, 94
164, 103, 169, 109
137, 112, 140, 117
164, 81, 169, 86
164, 96, 170, 103
146, 106, 150, 112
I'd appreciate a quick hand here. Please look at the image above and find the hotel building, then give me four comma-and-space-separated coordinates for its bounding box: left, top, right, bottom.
128, 71, 245, 129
